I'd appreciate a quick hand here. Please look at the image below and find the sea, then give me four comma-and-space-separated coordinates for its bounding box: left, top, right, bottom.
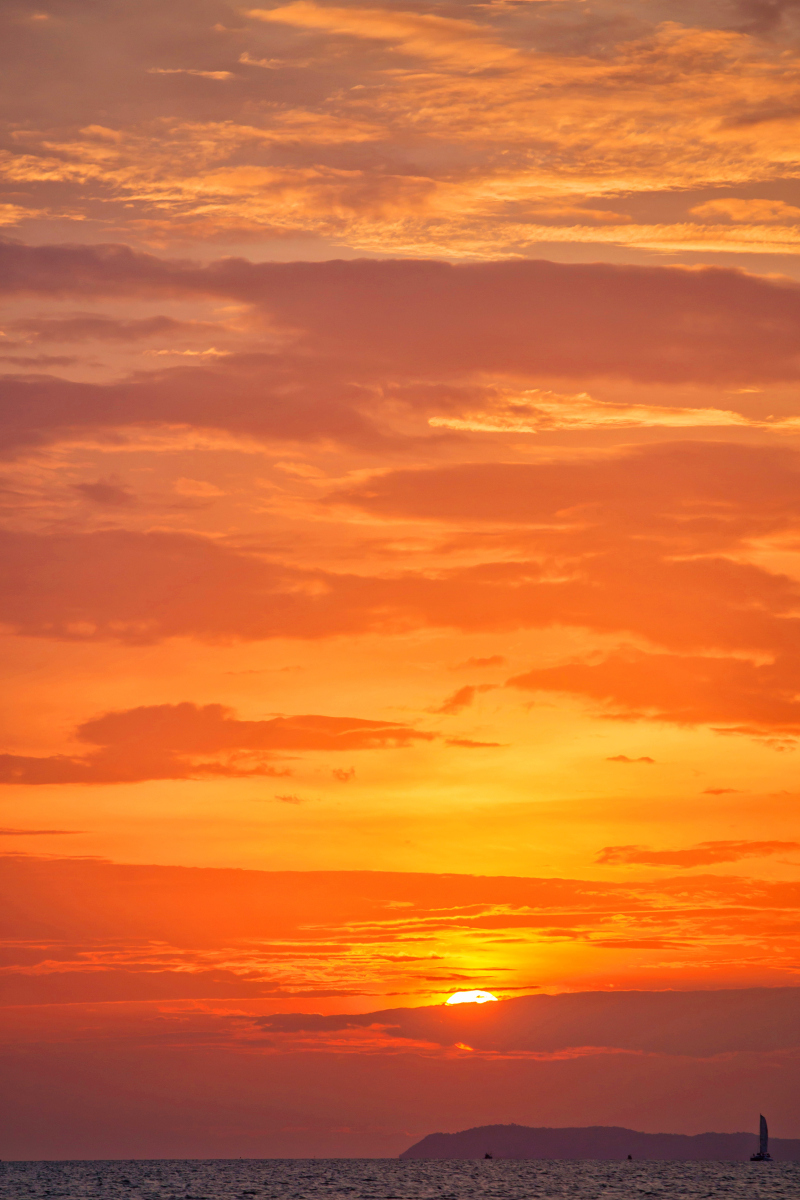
0, 1159, 798, 1200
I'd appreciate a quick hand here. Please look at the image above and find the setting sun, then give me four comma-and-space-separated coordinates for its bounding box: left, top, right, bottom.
445, 990, 499, 1006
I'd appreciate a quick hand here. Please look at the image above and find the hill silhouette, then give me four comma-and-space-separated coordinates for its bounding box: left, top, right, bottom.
400, 1124, 800, 1161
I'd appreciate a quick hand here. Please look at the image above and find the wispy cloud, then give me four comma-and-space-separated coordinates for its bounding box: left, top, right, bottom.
147, 68, 233, 80
429, 390, 758, 433
597, 840, 800, 867
248, 3, 520, 68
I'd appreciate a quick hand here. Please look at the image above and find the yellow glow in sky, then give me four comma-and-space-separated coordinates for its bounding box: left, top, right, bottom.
445, 990, 499, 1005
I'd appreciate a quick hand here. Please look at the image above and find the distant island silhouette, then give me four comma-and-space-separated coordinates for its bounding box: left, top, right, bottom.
399, 1124, 800, 1161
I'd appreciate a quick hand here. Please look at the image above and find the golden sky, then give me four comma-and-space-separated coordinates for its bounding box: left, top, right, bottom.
2, 0, 800, 1158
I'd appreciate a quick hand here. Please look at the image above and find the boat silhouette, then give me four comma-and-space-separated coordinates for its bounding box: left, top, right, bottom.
750, 1114, 772, 1161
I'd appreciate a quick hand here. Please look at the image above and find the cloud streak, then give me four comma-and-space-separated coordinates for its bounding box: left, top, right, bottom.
597, 841, 800, 867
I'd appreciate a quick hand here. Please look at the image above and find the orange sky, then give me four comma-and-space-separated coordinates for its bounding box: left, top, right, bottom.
2, 0, 800, 1159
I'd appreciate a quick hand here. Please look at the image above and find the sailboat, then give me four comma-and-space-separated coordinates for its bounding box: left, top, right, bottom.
750, 1114, 772, 1161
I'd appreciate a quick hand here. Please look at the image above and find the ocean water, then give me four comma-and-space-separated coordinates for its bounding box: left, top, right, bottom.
1, 1159, 798, 1200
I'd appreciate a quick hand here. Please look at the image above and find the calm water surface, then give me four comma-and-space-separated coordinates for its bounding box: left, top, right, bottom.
1, 1159, 797, 1200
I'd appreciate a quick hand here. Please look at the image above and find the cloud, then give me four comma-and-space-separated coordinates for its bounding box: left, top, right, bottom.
6, 5, 800, 255
428, 392, 757, 434
597, 841, 800, 867
444, 738, 504, 748
4, 855, 800, 1008
0, 969, 294, 1006
690, 197, 800, 222
173, 477, 224, 498
4, 437, 800, 686
606, 755, 655, 763
0, 828, 81, 836
0, 702, 435, 785
431, 684, 496, 715
146, 68, 233, 80
329, 441, 800, 534
5, 248, 800, 390
0, 353, 79, 368
327, 443, 800, 708
73, 479, 136, 507
0, 357, 388, 460
453, 656, 506, 670
2, 441, 800, 743
507, 651, 800, 734
733, 0, 800, 35
7, 246, 800, 475
255, 988, 800, 1056
5, 314, 224, 344
249, 3, 520, 68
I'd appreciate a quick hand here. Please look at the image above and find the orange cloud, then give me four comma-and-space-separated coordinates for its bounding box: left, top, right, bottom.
597, 841, 800, 867
5, 8, 800, 255
146, 68, 233, 80
7, 438, 800, 714
248, 3, 519, 68
0, 827, 81, 836
690, 197, 800, 222
508, 652, 800, 734
3, 855, 800, 1009
431, 685, 496, 715
453, 656, 506, 670
428, 391, 757, 433
0, 702, 435, 784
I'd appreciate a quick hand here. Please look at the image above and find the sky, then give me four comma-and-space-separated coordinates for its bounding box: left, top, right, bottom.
2, 0, 800, 1161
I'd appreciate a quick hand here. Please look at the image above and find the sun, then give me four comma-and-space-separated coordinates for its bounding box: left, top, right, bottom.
444, 990, 498, 1005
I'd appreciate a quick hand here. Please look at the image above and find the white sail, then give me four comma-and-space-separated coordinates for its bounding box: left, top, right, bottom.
760, 1114, 769, 1157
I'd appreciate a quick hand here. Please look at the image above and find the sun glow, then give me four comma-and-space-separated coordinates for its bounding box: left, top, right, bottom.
445, 990, 498, 1005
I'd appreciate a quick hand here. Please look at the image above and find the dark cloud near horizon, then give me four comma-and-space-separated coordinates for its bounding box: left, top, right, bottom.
255, 987, 800, 1057
0, 827, 81, 835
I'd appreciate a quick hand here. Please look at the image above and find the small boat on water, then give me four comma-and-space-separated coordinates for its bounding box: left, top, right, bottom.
750, 1114, 772, 1161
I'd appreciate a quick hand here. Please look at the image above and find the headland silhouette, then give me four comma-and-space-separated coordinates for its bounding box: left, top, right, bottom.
400, 1123, 800, 1161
